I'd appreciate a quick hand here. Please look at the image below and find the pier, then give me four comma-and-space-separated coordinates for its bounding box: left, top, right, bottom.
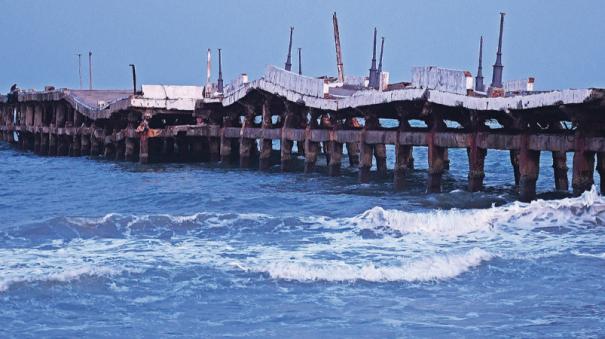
1, 14, 604, 202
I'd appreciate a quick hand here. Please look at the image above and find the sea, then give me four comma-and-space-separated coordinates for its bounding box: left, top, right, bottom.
0, 140, 604, 338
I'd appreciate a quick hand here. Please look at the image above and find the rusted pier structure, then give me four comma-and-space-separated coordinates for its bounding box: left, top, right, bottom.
2, 65, 605, 202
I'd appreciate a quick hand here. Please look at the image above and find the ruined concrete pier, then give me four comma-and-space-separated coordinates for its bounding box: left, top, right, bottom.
2, 65, 605, 202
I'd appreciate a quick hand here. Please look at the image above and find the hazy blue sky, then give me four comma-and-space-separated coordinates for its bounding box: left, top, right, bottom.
2, 0, 604, 92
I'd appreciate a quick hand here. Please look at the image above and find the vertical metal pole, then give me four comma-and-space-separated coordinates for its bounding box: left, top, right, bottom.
332, 12, 345, 82
369, 27, 378, 89
490, 13, 505, 88
217, 48, 224, 93
88, 51, 93, 90
206, 48, 212, 85
285, 27, 293, 71
129, 64, 137, 94
298, 47, 302, 75
77, 53, 82, 89
475, 36, 485, 92
377, 36, 385, 88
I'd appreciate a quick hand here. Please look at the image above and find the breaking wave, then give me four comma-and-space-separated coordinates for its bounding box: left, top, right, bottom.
0, 187, 603, 290
251, 248, 492, 282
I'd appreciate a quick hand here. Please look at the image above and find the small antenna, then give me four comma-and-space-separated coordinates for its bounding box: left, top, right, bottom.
88, 51, 93, 90
77, 53, 82, 89
298, 47, 302, 75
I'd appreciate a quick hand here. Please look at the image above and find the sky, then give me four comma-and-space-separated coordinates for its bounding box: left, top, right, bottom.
1, 0, 604, 92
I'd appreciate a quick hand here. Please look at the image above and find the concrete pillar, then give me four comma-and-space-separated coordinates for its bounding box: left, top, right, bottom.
208, 135, 220, 162
139, 135, 149, 164
467, 134, 487, 192
374, 143, 387, 178
281, 113, 294, 172
220, 118, 233, 164
328, 141, 343, 176
443, 149, 450, 170
39, 133, 48, 156
81, 133, 91, 156
103, 128, 114, 159
33, 132, 41, 154
239, 113, 256, 168
57, 135, 69, 156
394, 143, 412, 190
259, 102, 273, 170
161, 137, 175, 162
48, 133, 57, 156
304, 110, 320, 174
190, 137, 206, 162
552, 151, 569, 191
114, 139, 125, 161
70, 134, 81, 157
175, 135, 190, 162
510, 150, 520, 188
518, 135, 540, 202
90, 128, 101, 156
572, 150, 595, 195
427, 133, 446, 193
358, 131, 372, 183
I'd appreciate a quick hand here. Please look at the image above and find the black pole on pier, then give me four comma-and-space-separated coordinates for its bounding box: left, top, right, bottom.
491, 13, 505, 88
298, 48, 302, 75
129, 64, 137, 95
88, 51, 93, 90
285, 27, 293, 71
217, 48, 224, 93
475, 36, 485, 92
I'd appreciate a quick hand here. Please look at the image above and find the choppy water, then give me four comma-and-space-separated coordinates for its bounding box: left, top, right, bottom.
1, 142, 604, 338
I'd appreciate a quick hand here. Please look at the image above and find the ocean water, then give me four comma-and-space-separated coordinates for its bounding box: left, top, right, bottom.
0, 141, 604, 338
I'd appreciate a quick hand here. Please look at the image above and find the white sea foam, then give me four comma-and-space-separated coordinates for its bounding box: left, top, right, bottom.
252, 248, 492, 282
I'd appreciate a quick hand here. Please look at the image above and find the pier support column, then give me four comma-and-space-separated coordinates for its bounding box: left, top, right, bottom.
443, 149, 450, 170
33, 132, 41, 154
394, 142, 412, 191
427, 114, 446, 193
345, 118, 360, 167
161, 137, 175, 162
90, 127, 101, 156
139, 135, 149, 164
280, 112, 295, 172
71, 133, 81, 157
239, 116, 256, 169
328, 139, 342, 176
597, 152, 605, 193
518, 135, 540, 202
374, 143, 387, 178
467, 133, 487, 192
510, 150, 520, 188
81, 131, 90, 156
359, 131, 372, 183
125, 138, 137, 161
427, 135, 445, 193
48, 132, 57, 156
115, 139, 125, 161
259, 101, 273, 170
208, 134, 220, 162
220, 117, 234, 165
304, 110, 320, 173
552, 151, 569, 191
57, 135, 69, 156
190, 137, 206, 162
40, 133, 48, 156
175, 135, 190, 162
572, 150, 595, 196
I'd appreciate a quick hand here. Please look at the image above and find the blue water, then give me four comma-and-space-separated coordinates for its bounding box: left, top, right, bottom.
1, 141, 604, 338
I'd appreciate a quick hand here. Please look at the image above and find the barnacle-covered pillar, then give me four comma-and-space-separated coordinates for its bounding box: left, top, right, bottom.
427, 113, 446, 193
572, 132, 595, 195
